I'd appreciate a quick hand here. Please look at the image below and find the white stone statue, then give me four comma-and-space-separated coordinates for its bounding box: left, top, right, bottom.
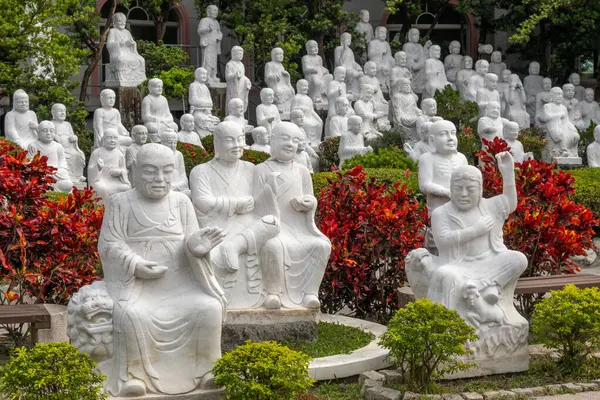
360, 61, 389, 114
253, 122, 332, 308
326, 97, 350, 139
290, 109, 320, 172
74, 143, 226, 396
105, 12, 146, 87
456, 56, 475, 100
338, 115, 373, 167
125, 125, 148, 185
87, 128, 131, 205
580, 88, 600, 128
4, 89, 38, 149
506, 74, 530, 130
563, 83, 583, 128
302, 40, 332, 106
389, 51, 413, 98
189, 68, 220, 138
224, 98, 253, 133
189, 121, 281, 310
325, 66, 350, 137
407, 153, 529, 370
392, 77, 422, 144
423, 45, 451, 99
524, 62, 545, 123
93, 89, 133, 151
225, 46, 251, 112
51, 103, 86, 184
160, 129, 191, 197
540, 87, 581, 161
489, 51, 507, 78
334, 33, 363, 99
265, 47, 295, 120
256, 88, 282, 137
354, 84, 385, 143
295, 128, 314, 174
142, 78, 178, 142
368, 26, 394, 93
198, 5, 223, 83
497, 69, 512, 117
465, 60, 489, 102
418, 120, 468, 214
249, 126, 271, 154
569, 72, 585, 102
587, 125, 600, 167
28, 121, 73, 192
416, 98, 442, 139
403, 28, 430, 94
477, 102, 508, 147
404, 117, 435, 163
291, 79, 324, 147
444, 41, 463, 84
504, 121, 532, 162
178, 113, 204, 147
354, 9, 374, 43
476, 73, 500, 117
534, 78, 553, 126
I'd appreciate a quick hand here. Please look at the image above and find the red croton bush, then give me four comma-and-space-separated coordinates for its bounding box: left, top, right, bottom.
316, 166, 427, 323
0, 138, 103, 312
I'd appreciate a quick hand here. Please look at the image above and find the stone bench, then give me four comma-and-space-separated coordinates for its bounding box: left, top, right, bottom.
0, 304, 68, 344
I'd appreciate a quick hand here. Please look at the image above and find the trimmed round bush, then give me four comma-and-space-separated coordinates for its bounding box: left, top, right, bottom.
342, 147, 416, 170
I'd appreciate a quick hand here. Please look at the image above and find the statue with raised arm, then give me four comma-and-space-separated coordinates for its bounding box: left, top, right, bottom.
197, 5, 223, 83
226, 46, 251, 112
51, 103, 86, 183
142, 78, 177, 142
265, 47, 295, 120
302, 40, 332, 106
105, 12, 146, 87
93, 89, 132, 150
4, 89, 38, 149
28, 121, 73, 192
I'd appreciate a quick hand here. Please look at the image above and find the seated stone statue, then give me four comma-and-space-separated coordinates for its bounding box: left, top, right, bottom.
51, 103, 86, 183
142, 78, 178, 142
87, 128, 131, 205
253, 122, 332, 309
325, 66, 352, 137
423, 45, 451, 99
161, 129, 191, 197
291, 79, 324, 147
359, 61, 389, 117
338, 115, 373, 167
389, 51, 412, 98
125, 125, 148, 185
327, 97, 350, 139
392, 77, 422, 145
504, 121, 532, 162
105, 12, 146, 87
4, 89, 38, 149
224, 98, 253, 133
368, 26, 394, 93
265, 47, 295, 120
290, 109, 320, 172
465, 60, 489, 102
256, 88, 282, 137
178, 113, 204, 147
444, 41, 463, 85
249, 126, 271, 154
302, 40, 332, 106
477, 102, 508, 147
540, 87, 580, 161
72, 143, 226, 397
580, 88, 600, 128
93, 89, 133, 150
569, 72, 585, 102
354, 84, 386, 143
334, 33, 364, 99
189, 121, 281, 309
189, 68, 220, 137
28, 121, 73, 192
406, 153, 529, 365
489, 51, 507, 78
587, 125, 600, 167
476, 73, 500, 118
456, 56, 475, 100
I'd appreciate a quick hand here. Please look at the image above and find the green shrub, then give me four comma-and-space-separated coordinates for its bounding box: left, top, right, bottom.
378, 299, 478, 392
519, 126, 546, 161
342, 147, 416, 171
568, 167, 600, 218
317, 136, 340, 172
434, 85, 479, 129
578, 122, 597, 166
370, 127, 406, 151
213, 340, 314, 400
457, 125, 480, 165
0, 342, 106, 400
137, 40, 189, 78
531, 285, 600, 372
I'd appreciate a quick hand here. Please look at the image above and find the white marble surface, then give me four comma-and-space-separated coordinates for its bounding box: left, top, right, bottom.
334, 33, 364, 99
93, 89, 132, 150
189, 68, 220, 137
302, 40, 331, 106
265, 47, 295, 120
142, 79, 177, 142
52, 103, 86, 184
197, 5, 223, 83
105, 13, 146, 87
338, 115, 372, 167
540, 87, 581, 161
444, 41, 463, 84
225, 46, 251, 112
4, 89, 38, 149
587, 126, 600, 167
524, 62, 544, 122
28, 121, 73, 192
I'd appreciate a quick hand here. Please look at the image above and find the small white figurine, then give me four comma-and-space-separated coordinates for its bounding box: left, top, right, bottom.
51, 103, 86, 183
580, 88, 600, 128
28, 121, 73, 192
93, 89, 132, 150
476, 73, 500, 117
178, 113, 204, 147
354, 84, 385, 143
5, 89, 39, 149
489, 51, 506, 78
423, 45, 451, 99
105, 12, 146, 87
465, 59, 489, 102
334, 33, 364, 99
403, 28, 429, 94
197, 5, 223, 83
456, 56, 475, 100
392, 77, 422, 144
587, 125, 600, 167
326, 66, 348, 122
291, 79, 324, 147
224, 98, 253, 133
248, 126, 271, 154
354, 9, 374, 43
569, 72, 585, 102
505, 74, 530, 130
225, 46, 251, 112
444, 41, 463, 84
326, 97, 350, 139
504, 121, 532, 162
338, 115, 373, 168
416, 98, 443, 139
142, 78, 177, 142
125, 125, 148, 184
265, 47, 295, 120
477, 101, 508, 146
189, 67, 220, 137
497, 69, 512, 117
540, 87, 581, 160
302, 40, 332, 106
534, 78, 553, 126
524, 62, 545, 122
160, 129, 191, 197
256, 88, 282, 137
368, 26, 394, 93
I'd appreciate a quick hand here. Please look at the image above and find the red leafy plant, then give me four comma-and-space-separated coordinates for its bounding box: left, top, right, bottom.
479, 137, 598, 317
0, 139, 103, 345
316, 166, 427, 324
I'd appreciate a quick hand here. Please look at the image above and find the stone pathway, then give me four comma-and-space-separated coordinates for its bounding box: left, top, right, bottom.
533, 393, 600, 399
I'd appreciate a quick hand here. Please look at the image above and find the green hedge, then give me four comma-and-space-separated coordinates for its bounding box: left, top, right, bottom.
342, 147, 416, 171
569, 167, 600, 217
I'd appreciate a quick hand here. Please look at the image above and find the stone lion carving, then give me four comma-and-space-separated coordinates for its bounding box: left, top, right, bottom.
67, 280, 114, 362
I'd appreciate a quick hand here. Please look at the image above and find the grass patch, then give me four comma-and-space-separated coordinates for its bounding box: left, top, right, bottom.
283, 322, 374, 358
312, 381, 362, 400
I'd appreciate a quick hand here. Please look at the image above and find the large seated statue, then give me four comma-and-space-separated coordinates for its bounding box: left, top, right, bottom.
4, 89, 38, 149
28, 121, 73, 192
105, 12, 146, 87
142, 78, 178, 142
70, 143, 226, 397
406, 153, 529, 371
539, 87, 581, 162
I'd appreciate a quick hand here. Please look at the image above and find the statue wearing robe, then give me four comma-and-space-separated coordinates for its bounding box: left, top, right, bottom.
368, 39, 394, 93
5, 109, 38, 149
423, 58, 450, 99
198, 16, 222, 82
524, 75, 544, 123
302, 53, 331, 105
392, 91, 421, 144
541, 102, 580, 159
265, 61, 295, 119
225, 59, 251, 112
28, 140, 73, 192
93, 107, 131, 150
334, 45, 363, 98
291, 93, 324, 146
580, 99, 600, 128
88, 146, 131, 204
142, 94, 175, 141
53, 120, 85, 182
256, 104, 281, 137
338, 129, 372, 167
105, 26, 146, 87
403, 42, 426, 94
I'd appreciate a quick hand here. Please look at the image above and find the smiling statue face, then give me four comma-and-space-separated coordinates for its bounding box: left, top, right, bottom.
297, 80, 309, 95
135, 145, 175, 199
261, 89, 274, 105
585, 89, 595, 102
271, 122, 302, 162
463, 57, 473, 70
52, 104, 67, 122
365, 62, 376, 77
334, 67, 346, 81
272, 48, 284, 63
477, 61, 489, 75
563, 84, 575, 99
307, 41, 318, 55
181, 115, 195, 132
103, 130, 119, 150
395, 52, 407, 66
570, 73, 581, 86
214, 121, 245, 162
430, 46, 441, 60
114, 14, 126, 29
486, 102, 501, 119
376, 27, 386, 41
132, 126, 148, 145
150, 80, 163, 96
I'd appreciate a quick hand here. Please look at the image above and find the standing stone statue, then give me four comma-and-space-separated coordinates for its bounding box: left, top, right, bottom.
580, 88, 600, 128
423, 45, 451, 99
389, 51, 413, 98
4, 89, 38, 149
354, 9, 374, 43
534, 78, 553, 126
489, 51, 507, 78
28, 121, 73, 192
407, 153, 529, 375
504, 121, 532, 162
142, 78, 177, 142
540, 87, 581, 161
568, 72, 585, 102
51, 103, 86, 184
563, 83, 582, 127
189, 67, 220, 136
456, 56, 475, 100
587, 126, 600, 167
178, 113, 204, 147
105, 12, 146, 87
506, 74, 530, 129
71, 143, 226, 397
368, 26, 394, 93
93, 88, 133, 150
444, 41, 463, 85
125, 125, 148, 184
291, 79, 323, 147
325, 66, 350, 137
392, 77, 421, 144
403, 28, 429, 95
476, 73, 500, 118
466, 60, 489, 102
160, 129, 191, 197
198, 5, 223, 83
524, 62, 545, 123
302, 40, 332, 106
477, 102, 508, 147
256, 88, 282, 137
327, 97, 350, 139
338, 115, 373, 167
249, 126, 271, 154
225, 46, 251, 112
334, 33, 364, 99
497, 69, 512, 117
265, 47, 295, 120
354, 84, 385, 143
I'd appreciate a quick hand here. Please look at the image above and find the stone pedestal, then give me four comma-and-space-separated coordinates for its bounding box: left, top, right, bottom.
37, 304, 69, 344
553, 156, 582, 169
112, 86, 142, 131
208, 82, 227, 119
444, 345, 530, 379
222, 308, 319, 352
109, 388, 224, 400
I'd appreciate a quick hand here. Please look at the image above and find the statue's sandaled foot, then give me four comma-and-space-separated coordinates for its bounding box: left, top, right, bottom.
217, 241, 240, 273
119, 379, 146, 397
263, 294, 281, 309
200, 372, 217, 390
302, 294, 320, 309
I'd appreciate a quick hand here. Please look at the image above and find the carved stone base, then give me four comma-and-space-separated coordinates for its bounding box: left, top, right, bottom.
109, 388, 224, 400
443, 345, 530, 379
222, 308, 319, 352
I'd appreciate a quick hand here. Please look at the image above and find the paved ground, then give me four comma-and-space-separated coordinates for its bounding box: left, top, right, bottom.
534, 393, 600, 399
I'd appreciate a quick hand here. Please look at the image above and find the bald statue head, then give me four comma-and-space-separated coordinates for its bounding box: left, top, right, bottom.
160, 129, 178, 152
13, 89, 30, 113
450, 165, 483, 211
134, 143, 175, 200
214, 121, 245, 162
37, 120, 55, 144
271, 122, 303, 162
428, 120, 458, 155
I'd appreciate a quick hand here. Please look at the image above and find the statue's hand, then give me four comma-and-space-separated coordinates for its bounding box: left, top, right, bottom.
235, 196, 254, 214
109, 168, 123, 178
187, 227, 225, 257
403, 143, 413, 153
69, 136, 78, 143
495, 151, 514, 176
291, 195, 315, 212
135, 260, 168, 280
471, 216, 495, 236
97, 158, 104, 170
29, 122, 38, 130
